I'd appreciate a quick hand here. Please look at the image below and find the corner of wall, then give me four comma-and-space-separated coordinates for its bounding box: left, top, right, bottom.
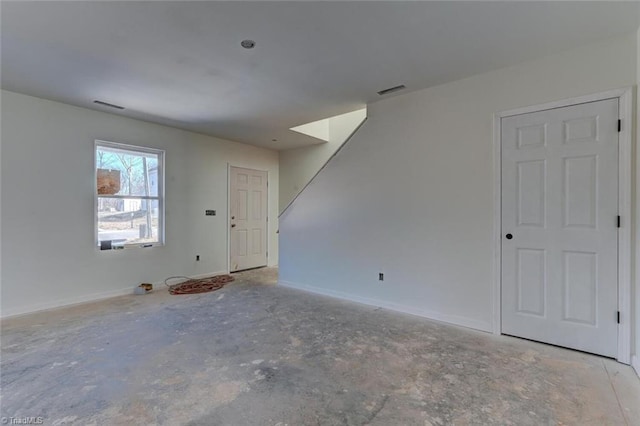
635, 24, 640, 367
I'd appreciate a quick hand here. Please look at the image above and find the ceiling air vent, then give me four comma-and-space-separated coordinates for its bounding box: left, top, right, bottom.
377, 84, 406, 96
93, 100, 125, 110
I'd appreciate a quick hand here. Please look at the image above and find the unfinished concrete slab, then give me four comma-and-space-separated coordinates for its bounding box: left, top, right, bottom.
2, 268, 638, 425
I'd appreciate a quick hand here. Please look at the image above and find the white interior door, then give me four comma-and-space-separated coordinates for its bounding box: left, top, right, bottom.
230, 166, 268, 272
501, 98, 619, 357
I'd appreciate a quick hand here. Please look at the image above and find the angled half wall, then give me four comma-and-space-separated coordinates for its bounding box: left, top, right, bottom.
280, 109, 366, 212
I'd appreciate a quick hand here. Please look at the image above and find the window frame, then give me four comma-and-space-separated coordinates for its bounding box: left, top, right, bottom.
94, 140, 165, 249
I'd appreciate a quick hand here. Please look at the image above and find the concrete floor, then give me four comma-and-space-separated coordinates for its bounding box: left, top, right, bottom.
2, 268, 639, 426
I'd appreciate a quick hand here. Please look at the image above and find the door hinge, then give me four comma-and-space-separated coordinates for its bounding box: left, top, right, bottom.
617, 311, 620, 324
618, 119, 621, 132
617, 215, 621, 228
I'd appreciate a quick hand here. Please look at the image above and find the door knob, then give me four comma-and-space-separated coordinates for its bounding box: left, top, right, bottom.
231, 224, 236, 228
505, 233, 513, 240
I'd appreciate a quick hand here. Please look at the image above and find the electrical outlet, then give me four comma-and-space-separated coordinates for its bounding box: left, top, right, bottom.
379, 273, 384, 281
205, 210, 216, 216
196, 255, 200, 261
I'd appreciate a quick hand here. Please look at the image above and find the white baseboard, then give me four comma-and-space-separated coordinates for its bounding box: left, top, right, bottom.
1, 286, 136, 319
1, 270, 229, 320
278, 280, 493, 333
632, 355, 640, 378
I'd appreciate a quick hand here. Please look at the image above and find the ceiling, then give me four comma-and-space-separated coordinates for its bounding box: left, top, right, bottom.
2, 1, 639, 150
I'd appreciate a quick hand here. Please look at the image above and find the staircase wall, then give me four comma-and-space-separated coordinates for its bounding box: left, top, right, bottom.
279, 33, 637, 332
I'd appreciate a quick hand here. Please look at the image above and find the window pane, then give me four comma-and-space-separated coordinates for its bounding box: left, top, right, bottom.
96, 146, 159, 197
97, 197, 160, 245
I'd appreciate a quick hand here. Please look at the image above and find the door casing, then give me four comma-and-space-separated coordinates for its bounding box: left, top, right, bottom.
492, 87, 632, 364
227, 164, 269, 273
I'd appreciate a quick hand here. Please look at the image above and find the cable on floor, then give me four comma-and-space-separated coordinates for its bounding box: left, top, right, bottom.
164, 274, 235, 295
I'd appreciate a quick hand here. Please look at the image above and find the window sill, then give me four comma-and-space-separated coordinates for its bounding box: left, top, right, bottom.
97, 243, 165, 251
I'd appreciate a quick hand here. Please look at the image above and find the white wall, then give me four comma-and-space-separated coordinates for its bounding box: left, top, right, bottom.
279, 108, 366, 211
279, 33, 638, 334
1, 90, 279, 317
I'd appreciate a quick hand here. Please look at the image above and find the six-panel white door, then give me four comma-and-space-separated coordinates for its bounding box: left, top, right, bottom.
501, 98, 619, 357
230, 166, 268, 272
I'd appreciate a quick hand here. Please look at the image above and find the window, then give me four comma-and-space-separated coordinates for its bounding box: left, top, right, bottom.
95, 141, 164, 248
